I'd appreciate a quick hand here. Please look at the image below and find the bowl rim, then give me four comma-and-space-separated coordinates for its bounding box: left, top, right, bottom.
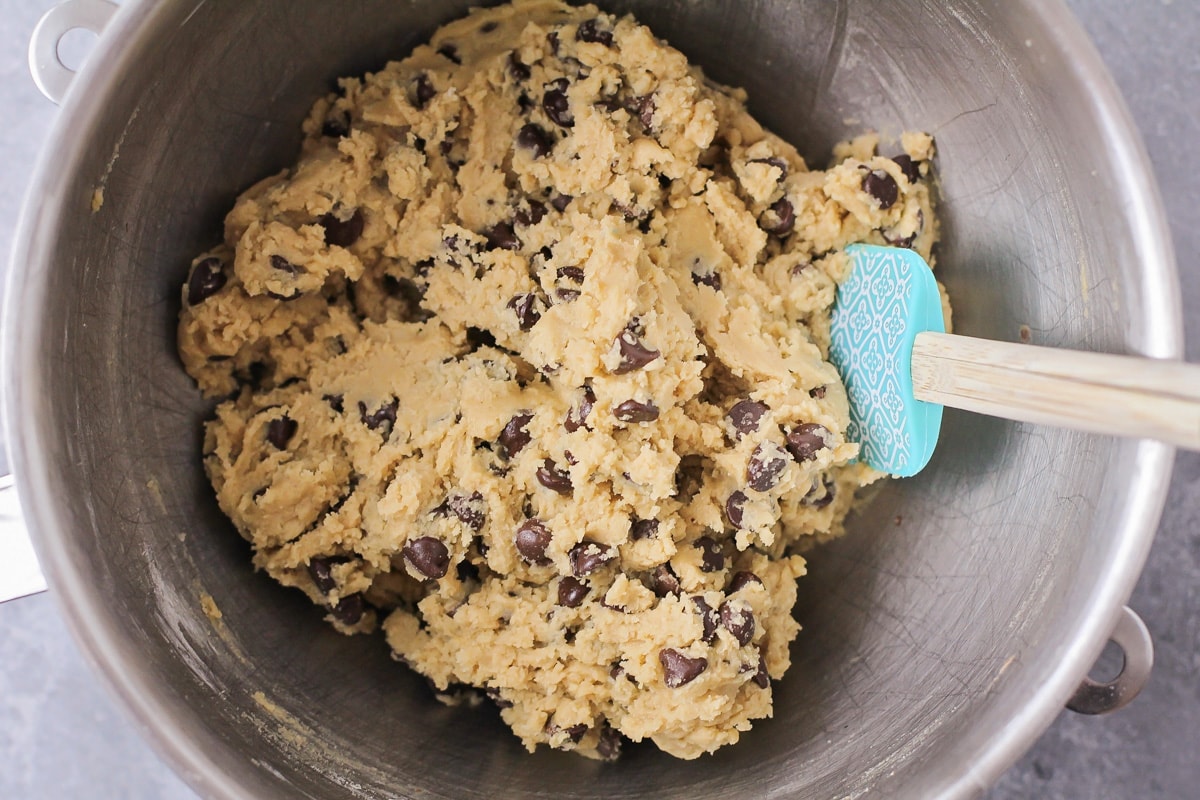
2, 0, 1181, 798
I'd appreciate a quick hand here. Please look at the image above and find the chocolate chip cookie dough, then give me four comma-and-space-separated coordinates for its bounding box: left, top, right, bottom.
178, 0, 940, 761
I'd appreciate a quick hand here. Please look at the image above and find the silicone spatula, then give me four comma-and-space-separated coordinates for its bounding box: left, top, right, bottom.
829, 244, 1200, 477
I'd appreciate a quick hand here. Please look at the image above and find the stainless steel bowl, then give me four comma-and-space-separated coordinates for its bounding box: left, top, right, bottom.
4, 0, 1180, 797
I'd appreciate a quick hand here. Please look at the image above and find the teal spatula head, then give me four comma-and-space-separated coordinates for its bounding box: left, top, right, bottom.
829, 244, 946, 477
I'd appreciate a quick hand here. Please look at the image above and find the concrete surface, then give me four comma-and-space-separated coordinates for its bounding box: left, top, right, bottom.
0, 0, 1196, 797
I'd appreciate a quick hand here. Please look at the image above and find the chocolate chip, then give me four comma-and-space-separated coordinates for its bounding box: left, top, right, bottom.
549, 193, 572, 212
760, 197, 795, 236
564, 385, 595, 432
597, 94, 623, 114
660, 648, 707, 687
516, 123, 554, 158
596, 725, 622, 761
552, 268, 580, 303
569, 540, 614, 576
809, 386, 827, 399
630, 517, 658, 540
318, 208, 364, 248
650, 564, 681, 597
437, 44, 462, 64
695, 536, 724, 573
752, 652, 770, 688
358, 398, 398, 431
536, 459, 573, 494
613, 327, 660, 373
498, 411, 533, 459
514, 201, 547, 227
270, 254, 300, 275
557, 576, 589, 607
331, 593, 364, 625
786, 423, 831, 462
747, 442, 789, 492
443, 233, 477, 259
805, 476, 836, 508
507, 293, 540, 331
691, 270, 721, 290
542, 79, 574, 128
546, 31, 560, 55
728, 571, 763, 593
576, 18, 614, 47
414, 73, 436, 109
515, 519, 552, 565
508, 52, 531, 81
266, 416, 297, 450
543, 718, 587, 747
862, 169, 899, 209
725, 491, 747, 528
485, 221, 520, 251
719, 601, 755, 646
692, 596, 718, 643
892, 154, 921, 183
750, 156, 789, 181
403, 536, 450, 579
441, 491, 485, 531
307, 557, 337, 594
613, 399, 659, 423
728, 400, 768, 438
634, 94, 655, 129
186, 257, 226, 305
557, 266, 584, 284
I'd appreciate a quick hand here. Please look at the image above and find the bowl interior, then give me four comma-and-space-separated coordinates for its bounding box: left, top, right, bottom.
9, 0, 1175, 798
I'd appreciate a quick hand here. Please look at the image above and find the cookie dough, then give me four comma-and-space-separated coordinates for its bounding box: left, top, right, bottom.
177, 0, 939, 761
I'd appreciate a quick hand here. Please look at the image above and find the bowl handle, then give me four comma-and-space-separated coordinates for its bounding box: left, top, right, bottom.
0, 475, 45, 602
1066, 605, 1154, 714
28, 0, 118, 105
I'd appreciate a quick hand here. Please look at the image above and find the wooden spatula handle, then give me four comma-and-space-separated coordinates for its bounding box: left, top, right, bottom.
911, 332, 1200, 450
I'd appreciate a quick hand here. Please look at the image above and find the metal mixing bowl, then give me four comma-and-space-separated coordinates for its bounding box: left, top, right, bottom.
4, 0, 1180, 797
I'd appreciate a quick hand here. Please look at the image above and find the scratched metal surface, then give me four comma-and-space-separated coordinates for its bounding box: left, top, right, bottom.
0, 0, 1195, 798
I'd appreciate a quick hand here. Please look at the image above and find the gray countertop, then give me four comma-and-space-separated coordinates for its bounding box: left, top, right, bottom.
0, 1, 1196, 797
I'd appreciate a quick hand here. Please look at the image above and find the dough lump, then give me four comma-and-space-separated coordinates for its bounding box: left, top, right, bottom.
178, 0, 939, 760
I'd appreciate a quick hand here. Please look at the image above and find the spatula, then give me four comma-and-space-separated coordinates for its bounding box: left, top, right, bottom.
829, 244, 1200, 477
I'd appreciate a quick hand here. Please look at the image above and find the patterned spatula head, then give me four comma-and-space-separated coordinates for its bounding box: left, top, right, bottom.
829, 244, 946, 477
